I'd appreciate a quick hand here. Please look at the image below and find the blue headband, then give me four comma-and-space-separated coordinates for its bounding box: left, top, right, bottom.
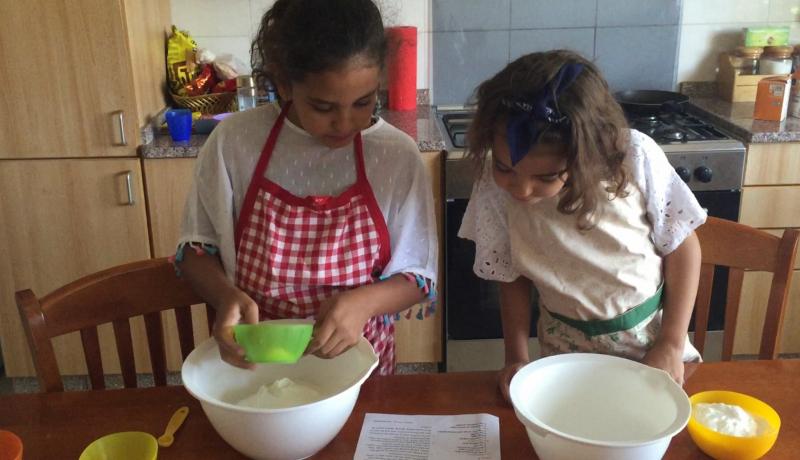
504, 62, 584, 165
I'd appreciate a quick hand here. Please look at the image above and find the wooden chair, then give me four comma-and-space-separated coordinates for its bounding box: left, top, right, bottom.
693, 217, 799, 360
16, 258, 215, 392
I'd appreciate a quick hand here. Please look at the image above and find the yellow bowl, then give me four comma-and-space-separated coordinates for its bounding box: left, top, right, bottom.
233, 319, 314, 363
79, 431, 158, 460
687, 391, 780, 460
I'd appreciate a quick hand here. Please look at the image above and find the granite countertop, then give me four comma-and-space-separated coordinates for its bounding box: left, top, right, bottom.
139, 105, 445, 159
678, 81, 800, 144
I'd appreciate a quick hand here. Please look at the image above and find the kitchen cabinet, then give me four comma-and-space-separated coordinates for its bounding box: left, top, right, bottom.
0, 159, 152, 376
0, 0, 170, 377
0, 0, 169, 158
143, 150, 444, 370
735, 142, 800, 355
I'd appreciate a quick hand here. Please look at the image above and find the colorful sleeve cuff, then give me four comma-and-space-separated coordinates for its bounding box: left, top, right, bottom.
169, 241, 220, 276
379, 272, 437, 322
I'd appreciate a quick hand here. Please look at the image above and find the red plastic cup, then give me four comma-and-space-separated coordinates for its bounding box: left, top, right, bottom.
0, 430, 22, 460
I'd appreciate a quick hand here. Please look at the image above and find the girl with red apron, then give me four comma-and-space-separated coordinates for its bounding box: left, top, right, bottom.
234, 103, 396, 375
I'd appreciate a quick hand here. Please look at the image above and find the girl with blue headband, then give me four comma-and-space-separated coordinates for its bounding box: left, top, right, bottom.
459, 50, 704, 402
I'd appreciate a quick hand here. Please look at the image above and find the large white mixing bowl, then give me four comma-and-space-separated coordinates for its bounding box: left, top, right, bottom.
510, 353, 690, 460
182, 336, 378, 460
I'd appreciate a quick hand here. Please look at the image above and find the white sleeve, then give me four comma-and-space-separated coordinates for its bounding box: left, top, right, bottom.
628, 130, 707, 255
381, 150, 439, 288
457, 161, 520, 282
177, 127, 238, 281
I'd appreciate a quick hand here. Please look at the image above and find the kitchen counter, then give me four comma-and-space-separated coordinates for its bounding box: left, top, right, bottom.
139, 105, 445, 158
689, 96, 800, 144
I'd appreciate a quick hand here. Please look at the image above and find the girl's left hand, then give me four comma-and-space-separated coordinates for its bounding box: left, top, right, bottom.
307, 291, 370, 359
642, 340, 685, 385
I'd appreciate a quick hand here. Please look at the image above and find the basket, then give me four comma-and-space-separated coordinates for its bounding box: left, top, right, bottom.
171, 91, 236, 114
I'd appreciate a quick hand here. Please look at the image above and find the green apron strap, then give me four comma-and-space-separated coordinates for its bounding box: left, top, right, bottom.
545, 284, 663, 337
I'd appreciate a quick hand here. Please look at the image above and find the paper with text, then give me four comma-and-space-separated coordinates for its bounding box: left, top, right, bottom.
354, 413, 500, 460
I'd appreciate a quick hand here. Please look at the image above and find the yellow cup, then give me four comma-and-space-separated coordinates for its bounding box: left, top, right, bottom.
79, 431, 158, 460
687, 390, 780, 460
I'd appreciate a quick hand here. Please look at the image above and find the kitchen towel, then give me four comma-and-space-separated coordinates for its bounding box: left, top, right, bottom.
386, 26, 417, 111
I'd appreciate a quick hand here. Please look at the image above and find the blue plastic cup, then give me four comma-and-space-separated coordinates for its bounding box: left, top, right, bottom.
165, 109, 192, 142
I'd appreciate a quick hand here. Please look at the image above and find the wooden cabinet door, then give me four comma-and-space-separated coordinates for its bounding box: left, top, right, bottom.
0, 0, 139, 158
143, 158, 211, 371
0, 159, 151, 376
394, 151, 444, 364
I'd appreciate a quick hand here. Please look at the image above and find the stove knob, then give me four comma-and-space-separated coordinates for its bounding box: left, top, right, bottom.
675, 166, 691, 183
694, 166, 713, 183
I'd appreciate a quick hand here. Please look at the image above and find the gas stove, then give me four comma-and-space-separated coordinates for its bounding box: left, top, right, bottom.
435, 105, 745, 196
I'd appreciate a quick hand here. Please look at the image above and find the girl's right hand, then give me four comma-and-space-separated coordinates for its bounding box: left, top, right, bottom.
497, 361, 529, 404
212, 287, 260, 369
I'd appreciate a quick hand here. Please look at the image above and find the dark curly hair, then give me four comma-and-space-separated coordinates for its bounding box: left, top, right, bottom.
251, 0, 386, 92
467, 50, 630, 229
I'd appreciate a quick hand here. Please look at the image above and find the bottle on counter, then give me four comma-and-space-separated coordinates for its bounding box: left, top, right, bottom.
236, 75, 257, 111
759, 46, 793, 74
734, 46, 763, 75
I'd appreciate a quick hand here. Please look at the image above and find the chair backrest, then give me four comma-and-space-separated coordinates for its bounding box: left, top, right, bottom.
693, 217, 799, 360
16, 258, 215, 392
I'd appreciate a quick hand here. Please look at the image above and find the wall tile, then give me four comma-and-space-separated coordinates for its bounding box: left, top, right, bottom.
432, 0, 511, 31
595, 26, 679, 91
682, 0, 769, 24
597, 0, 680, 27
417, 32, 432, 89
432, 30, 510, 104
769, 0, 800, 22
676, 24, 743, 82
171, 0, 252, 37
509, 29, 595, 61
250, 0, 274, 38
379, 0, 432, 32
510, 0, 597, 29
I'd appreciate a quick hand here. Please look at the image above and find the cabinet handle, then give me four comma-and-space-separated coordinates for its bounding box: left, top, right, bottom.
113, 110, 128, 146
124, 171, 135, 206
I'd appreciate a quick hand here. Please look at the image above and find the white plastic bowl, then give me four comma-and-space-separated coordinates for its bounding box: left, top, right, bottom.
182, 336, 378, 460
510, 353, 690, 460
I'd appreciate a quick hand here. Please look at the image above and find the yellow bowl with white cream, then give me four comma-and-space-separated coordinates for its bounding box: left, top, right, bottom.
688, 391, 780, 460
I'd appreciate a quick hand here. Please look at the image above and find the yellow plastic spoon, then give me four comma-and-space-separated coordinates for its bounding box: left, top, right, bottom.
157, 406, 190, 448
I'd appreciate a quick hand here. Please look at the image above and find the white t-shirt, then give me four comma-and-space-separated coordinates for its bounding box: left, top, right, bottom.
458, 129, 706, 286
178, 104, 438, 287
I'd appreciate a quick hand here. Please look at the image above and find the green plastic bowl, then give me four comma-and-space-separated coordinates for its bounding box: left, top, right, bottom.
233, 319, 314, 363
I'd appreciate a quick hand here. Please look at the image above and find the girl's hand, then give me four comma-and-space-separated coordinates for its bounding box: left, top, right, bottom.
307, 291, 370, 359
498, 361, 529, 404
642, 340, 685, 385
212, 287, 260, 369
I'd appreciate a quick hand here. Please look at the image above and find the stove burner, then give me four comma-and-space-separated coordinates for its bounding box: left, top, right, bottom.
626, 111, 730, 144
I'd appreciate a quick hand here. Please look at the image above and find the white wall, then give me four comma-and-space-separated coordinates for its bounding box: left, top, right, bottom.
170, 0, 432, 89
677, 0, 800, 83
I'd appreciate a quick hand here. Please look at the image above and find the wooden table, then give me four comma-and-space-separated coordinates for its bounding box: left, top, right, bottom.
2, 360, 798, 459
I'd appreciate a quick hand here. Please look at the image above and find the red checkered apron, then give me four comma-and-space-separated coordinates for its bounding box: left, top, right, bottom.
234, 103, 395, 374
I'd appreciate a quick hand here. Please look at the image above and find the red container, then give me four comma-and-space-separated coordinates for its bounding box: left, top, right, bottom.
386, 26, 417, 111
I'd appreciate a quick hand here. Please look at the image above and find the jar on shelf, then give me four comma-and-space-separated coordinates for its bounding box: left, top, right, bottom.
236, 75, 257, 111
734, 46, 763, 74
759, 46, 793, 75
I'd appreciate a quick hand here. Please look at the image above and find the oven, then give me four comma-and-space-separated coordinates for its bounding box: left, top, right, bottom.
437, 106, 746, 371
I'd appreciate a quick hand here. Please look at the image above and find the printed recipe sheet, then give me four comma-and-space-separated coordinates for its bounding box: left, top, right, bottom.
354, 413, 500, 460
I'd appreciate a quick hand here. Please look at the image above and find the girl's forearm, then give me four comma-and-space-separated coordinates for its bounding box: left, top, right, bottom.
179, 248, 240, 309
499, 277, 533, 364
659, 231, 702, 349
341, 274, 427, 318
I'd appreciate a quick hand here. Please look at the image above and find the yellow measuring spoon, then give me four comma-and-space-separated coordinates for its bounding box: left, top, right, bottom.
157, 406, 190, 447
